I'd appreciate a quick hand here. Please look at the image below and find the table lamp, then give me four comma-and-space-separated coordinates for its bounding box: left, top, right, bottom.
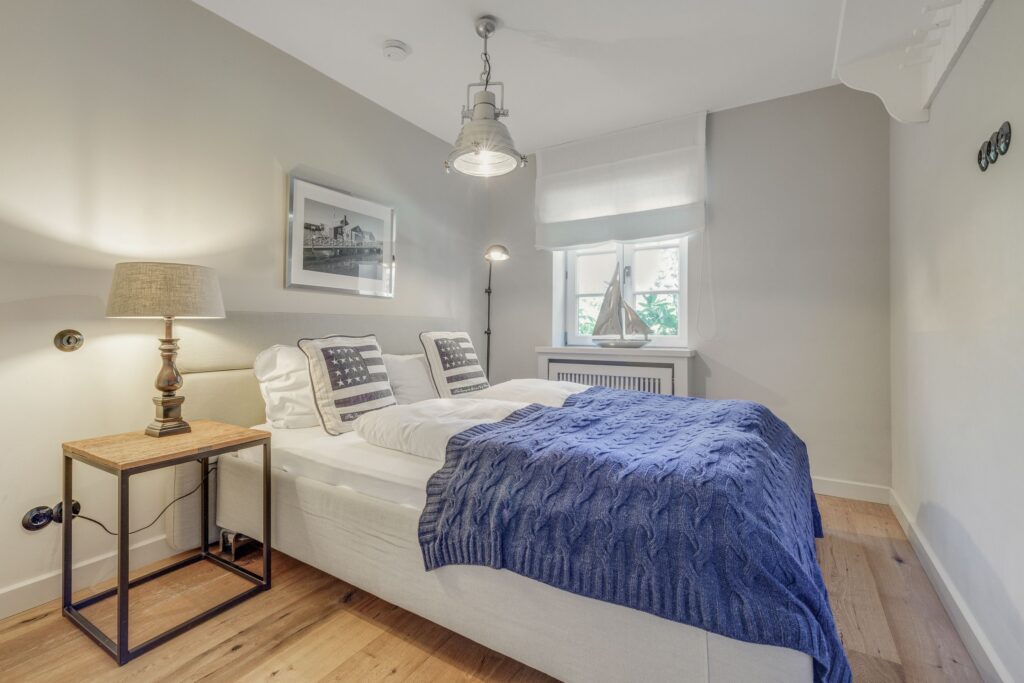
106, 262, 225, 437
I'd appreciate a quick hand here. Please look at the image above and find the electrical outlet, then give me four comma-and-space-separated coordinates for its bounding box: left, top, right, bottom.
21, 500, 80, 531
22, 506, 53, 531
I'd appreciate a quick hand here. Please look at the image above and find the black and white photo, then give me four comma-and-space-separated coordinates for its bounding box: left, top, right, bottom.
286, 177, 396, 296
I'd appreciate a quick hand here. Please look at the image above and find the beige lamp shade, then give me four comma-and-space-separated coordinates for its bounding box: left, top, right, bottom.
106, 262, 225, 319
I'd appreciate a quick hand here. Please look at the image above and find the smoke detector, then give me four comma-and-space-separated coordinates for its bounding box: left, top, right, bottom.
382, 39, 410, 61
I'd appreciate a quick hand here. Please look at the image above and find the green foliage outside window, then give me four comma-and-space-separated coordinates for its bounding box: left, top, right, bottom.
636, 293, 678, 335
577, 296, 602, 336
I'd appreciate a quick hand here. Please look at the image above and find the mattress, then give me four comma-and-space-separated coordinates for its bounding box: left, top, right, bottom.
235, 424, 438, 508
218, 421, 813, 683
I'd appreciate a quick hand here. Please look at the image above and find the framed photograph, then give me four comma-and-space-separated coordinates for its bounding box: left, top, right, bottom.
287, 177, 396, 297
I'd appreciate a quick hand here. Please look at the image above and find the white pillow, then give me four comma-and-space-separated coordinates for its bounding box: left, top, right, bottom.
253, 345, 319, 429
383, 354, 438, 404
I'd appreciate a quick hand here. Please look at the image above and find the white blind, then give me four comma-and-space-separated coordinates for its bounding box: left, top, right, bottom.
535, 111, 706, 250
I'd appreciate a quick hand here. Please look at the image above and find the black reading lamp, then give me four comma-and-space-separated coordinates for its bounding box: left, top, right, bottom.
483, 244, 510, 378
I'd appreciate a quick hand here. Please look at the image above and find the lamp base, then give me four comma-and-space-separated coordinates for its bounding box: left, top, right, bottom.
146, 394, 191, 437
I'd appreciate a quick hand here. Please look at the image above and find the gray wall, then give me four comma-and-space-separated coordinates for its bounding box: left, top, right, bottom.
486, 85, 892, 488
890, 0, 1023, 677
0, 0, 487, 615
482, 166, 552, 381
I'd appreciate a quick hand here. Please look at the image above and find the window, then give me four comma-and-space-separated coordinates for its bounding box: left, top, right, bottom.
564, 239, 687, 347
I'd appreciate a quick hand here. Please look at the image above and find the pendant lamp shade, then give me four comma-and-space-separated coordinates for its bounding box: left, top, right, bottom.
447, 91, 525, 177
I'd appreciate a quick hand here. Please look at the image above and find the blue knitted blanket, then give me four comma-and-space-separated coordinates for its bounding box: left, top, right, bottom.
419, 386, 849, 683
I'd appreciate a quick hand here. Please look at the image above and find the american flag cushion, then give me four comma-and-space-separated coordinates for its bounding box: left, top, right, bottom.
298, 335, 396, 435
419, 331, 489, 398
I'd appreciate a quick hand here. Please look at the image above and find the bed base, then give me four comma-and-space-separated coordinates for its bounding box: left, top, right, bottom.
215, 453, 812, 683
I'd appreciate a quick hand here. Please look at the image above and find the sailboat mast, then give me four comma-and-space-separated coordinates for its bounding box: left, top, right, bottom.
618, 280, 625, 340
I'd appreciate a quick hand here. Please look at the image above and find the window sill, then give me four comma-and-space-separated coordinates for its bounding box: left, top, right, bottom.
535, 345, 695, 358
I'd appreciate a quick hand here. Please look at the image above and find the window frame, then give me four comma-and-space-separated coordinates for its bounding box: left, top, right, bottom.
563, 238, 688, 348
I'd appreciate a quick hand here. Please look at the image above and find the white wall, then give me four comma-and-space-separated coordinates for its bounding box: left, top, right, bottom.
890, 0, 1023, 678
0, 0, 487, 617
486, 85, 892, 490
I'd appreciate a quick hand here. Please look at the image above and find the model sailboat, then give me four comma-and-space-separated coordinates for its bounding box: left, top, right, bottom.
592, 264, 653, 348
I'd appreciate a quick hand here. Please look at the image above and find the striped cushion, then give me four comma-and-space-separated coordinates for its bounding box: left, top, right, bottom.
419, 331, 489, 398
298, 335, 396, 435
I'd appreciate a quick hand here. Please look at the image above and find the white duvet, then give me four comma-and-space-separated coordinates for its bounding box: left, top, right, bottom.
470, 378, 588, 406
354, 378, 587, 461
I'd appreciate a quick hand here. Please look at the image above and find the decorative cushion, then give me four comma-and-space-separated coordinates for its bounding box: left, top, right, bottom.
419, 331, 490, 398
253, 345, 320, 429
298, 334, 397, 435
382, 354, 438, 404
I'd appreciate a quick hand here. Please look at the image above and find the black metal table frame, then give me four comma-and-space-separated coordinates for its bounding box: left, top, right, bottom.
61, 438, 271, 665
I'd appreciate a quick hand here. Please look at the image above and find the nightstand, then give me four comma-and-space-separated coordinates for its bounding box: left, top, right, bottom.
61, 420, 271, 665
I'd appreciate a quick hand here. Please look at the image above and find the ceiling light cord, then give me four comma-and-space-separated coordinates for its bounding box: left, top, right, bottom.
480, 35, 492, 91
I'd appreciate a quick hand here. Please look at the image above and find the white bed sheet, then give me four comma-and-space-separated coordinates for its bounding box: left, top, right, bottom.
219, 422, 813, 683
236, 424, 437, 508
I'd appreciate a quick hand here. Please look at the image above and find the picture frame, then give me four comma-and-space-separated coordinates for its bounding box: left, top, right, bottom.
286, 177, 396, 297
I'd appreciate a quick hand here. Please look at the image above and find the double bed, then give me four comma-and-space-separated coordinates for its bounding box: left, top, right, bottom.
166, 320, 843, 682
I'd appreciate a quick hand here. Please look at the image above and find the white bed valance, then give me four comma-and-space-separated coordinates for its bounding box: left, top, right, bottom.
535, 111, 706, 251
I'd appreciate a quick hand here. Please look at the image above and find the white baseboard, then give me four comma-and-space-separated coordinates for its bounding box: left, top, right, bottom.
0, 534, 174, 621
888, 491, 1011, 683
812, 475, 891, 503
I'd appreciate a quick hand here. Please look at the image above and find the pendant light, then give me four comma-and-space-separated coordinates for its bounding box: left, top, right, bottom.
444, 16, 527, 178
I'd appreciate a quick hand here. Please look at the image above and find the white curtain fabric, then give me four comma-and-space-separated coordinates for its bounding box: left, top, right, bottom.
535, 111, 707, 250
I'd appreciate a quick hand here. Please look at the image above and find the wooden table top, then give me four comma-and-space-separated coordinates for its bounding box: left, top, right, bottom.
62, 420, 270, 473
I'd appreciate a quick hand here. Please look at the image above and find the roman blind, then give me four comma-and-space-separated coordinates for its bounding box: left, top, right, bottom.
535, 111, 706, 251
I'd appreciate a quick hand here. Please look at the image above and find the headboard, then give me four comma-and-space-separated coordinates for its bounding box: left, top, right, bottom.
174, 310, 458, 424
164, 310, 458, 549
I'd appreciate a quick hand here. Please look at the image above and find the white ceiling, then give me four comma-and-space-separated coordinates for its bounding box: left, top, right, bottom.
193, 0, 843, 153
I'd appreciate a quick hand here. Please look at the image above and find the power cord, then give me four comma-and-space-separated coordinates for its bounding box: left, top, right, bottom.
74, 465, 217, 536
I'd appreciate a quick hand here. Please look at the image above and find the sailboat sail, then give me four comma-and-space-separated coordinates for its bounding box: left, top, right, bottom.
624, 300, 653, 336
592, 263, 653, 341
593, 266, 624, 337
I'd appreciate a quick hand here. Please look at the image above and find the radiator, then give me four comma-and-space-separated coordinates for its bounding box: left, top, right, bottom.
547, 360, 674, 395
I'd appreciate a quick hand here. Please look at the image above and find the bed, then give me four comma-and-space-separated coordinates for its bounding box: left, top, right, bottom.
164, 319, 839, 682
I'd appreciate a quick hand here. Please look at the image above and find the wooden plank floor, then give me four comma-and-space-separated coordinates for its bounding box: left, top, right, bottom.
816, 496, 981, 682
0, 495, 981, 682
